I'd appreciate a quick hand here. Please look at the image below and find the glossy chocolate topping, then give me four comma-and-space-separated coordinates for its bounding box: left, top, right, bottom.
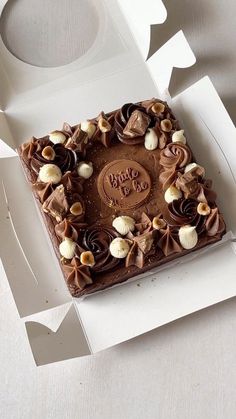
83, 225, 120, 272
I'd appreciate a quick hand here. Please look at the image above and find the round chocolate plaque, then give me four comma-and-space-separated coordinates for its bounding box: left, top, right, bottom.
97, 159, 151, 210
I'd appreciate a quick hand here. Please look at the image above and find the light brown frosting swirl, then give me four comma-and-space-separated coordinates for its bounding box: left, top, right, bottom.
158, 226, 182, 256
63, 258, 93, 291
32, 181, 53, 203
55, 218, 87, 241
205, 208, 225, 236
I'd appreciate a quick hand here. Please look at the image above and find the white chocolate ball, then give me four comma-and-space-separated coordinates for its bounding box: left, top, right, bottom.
184, 162, 204, 174
164, 186, 182, 203
172, 129, 186, 145
80, 121, 96, 138
144, 128, 158, 150
59, 238, 76, 259
109, 238, 130, 259
77, 162, 93, 179
112, 216, 135, 235
39, 164, 62, 184
179, 225, 198, 249
49, 131, 66, 144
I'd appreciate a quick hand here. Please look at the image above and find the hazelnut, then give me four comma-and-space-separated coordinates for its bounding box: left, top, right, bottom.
98, 117, 111, 133
70, 202, 83, 216
151, 102, 165, 114
160, 119, 172, 132
197, 202, 211, 216
152, 217, 166, 230
42, 146, 55, 161
80, 121, 96, 138
80, 251, 95, 267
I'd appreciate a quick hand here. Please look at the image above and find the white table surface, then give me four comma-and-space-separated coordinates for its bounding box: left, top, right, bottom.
1, 1, 236, 418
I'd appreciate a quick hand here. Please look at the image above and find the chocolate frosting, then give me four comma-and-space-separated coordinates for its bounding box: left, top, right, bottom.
158, 226, 182, 256
160, 143, 192, 169
126, 241, 144, 268
55, 218, 87, 241
64, 126, 89, 155
18, 96, 226, 298
21, 137, 51, 162
167, 198, 205, 233
135, 213, 152, 234
61, 171, 84, 194
125, 221, 156, 268
205, 208, 225, 236
32, 181, 53, 203
159, 168, 179, 190
83, 225, 120, 272
115, 103, 152, 144
176, 167, 204, 197
63, 257, 93, 291
176, 171, 216, 203
31, 143, 77, 174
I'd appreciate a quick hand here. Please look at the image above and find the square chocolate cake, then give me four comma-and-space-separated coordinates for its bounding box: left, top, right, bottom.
18, 98, 226, 297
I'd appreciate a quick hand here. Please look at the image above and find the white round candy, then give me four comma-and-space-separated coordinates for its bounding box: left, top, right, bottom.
59, 238, 76, 259
39, 164, 62, 184
109, 238, 130, 259
49, 131, 66, 144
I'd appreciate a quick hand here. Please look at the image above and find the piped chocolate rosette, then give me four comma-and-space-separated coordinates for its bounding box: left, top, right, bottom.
18, 97, 226, 297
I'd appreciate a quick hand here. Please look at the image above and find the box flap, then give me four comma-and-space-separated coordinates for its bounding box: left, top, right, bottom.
0, 112, 15, 150
117, 0, 167, 59
0, 157, 71, 317
25, 304, 91, 366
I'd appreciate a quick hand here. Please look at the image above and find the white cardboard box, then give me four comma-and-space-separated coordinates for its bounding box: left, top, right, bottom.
0, 0, 236, 365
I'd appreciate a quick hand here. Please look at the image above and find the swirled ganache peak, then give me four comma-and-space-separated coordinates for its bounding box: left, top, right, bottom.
115, 103, 152, 144
31, 143, 77, 174
18, 96, 226, 297
167, 198, 205, 234
160, 143, 192, 169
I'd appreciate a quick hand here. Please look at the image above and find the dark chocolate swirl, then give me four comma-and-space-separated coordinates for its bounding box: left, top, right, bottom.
160, 143, 192, 169
63, 258, 93, 291
82, 225, 120, 272
114, 103, 152, 144
167, 198, 205, 233
53, 144, 77, 172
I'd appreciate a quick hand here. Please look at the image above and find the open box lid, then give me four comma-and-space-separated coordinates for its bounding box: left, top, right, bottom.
0, 0, 236, 365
